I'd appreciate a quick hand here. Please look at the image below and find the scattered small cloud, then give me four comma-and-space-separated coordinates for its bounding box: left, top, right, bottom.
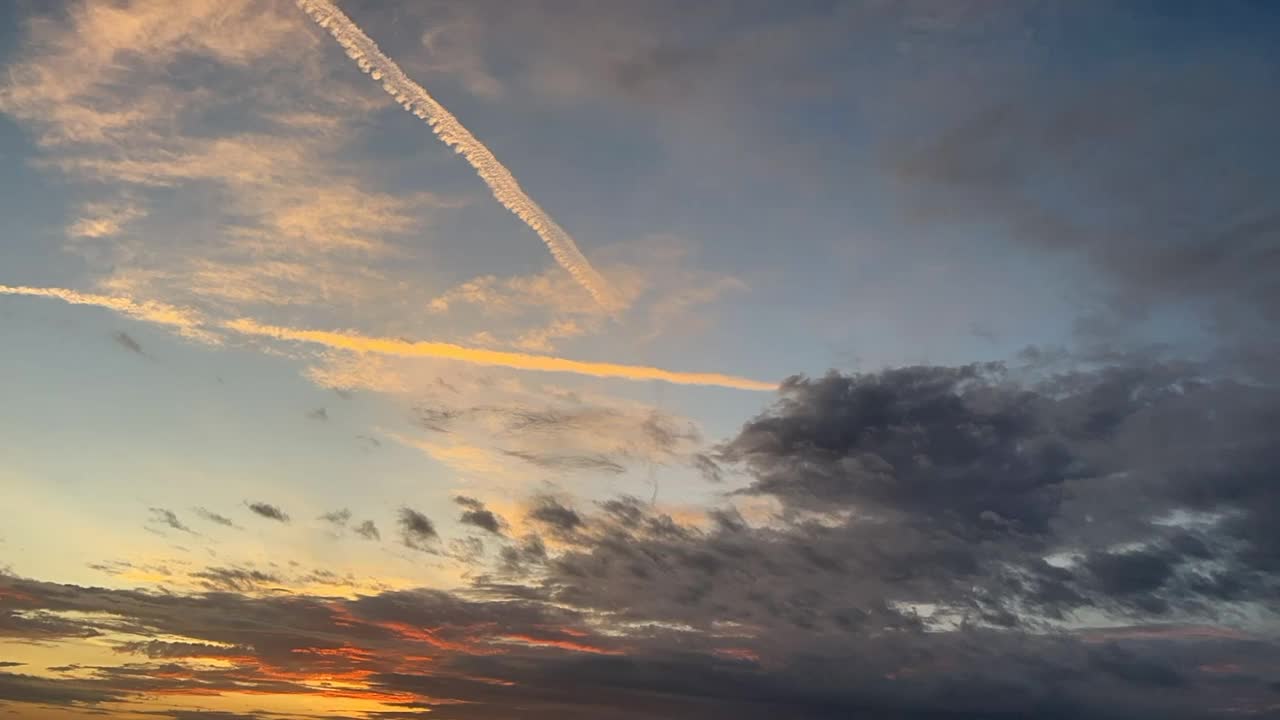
320, 508, 351, 526
354, 520, 381, 541
398, 507, 438, 550
113, 331, 144, 355
454, 496, 505, 535
245, 502, 289, 523
192, 507, 237, 528
147, 507, 194, 535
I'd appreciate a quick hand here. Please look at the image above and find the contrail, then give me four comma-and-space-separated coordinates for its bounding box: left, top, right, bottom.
295, 0, 620, 311
226, 318, 776, 391
0, 284, 214, 342
0, 285, 773, 391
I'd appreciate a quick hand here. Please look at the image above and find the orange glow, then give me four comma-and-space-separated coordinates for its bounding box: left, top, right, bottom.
225, 318, 776, 391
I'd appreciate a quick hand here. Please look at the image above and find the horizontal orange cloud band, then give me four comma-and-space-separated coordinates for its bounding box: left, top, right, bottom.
0, 284, 774, 391
225, 318, 777, 391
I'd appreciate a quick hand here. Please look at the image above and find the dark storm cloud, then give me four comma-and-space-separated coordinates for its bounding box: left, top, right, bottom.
246, 502, 289, 523
454, 496, 504, 535
398, 507, 437, 549
724, 364, 1072, 534
6, 352, 1280, 718
193, 507, 236, 528
537, 363, 1280, 641
112, 330, 143, 355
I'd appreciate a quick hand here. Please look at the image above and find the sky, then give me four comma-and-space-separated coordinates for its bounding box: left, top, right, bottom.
0, 0, 1278, 718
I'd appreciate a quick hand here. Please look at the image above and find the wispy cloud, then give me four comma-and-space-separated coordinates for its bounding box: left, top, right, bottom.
246, 502, 290, 523
0, 285, 772, 389
0, 284, 214, 342
295, 0, 621, 310
226, 317, 774, 390
398, 507, 438, 550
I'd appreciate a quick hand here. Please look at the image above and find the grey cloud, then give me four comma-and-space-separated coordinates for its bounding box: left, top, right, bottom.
527, 496, 583, 536
501, 449, 626, 475
306, 407, 328, 422
354, 519, 381, 541
454, 496, 504, 535
414, 406, 463, 433
246, 502, 289, 523
895, 54, 1280, 364
691, 452, 724, 483
148, 507, 195, 535
725, 364, 1072, 534
113, 331, 143, 355
190, 566, 280, 593
193, 507, 237, 528
498, 534, 547, 576
0, 671, 125, 706
319, 508, 351, 526
537, 362, 1280, 642
398, 507, 437, 549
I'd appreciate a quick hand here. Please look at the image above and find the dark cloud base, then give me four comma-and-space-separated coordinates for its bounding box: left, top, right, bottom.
4, 360, 1280, 718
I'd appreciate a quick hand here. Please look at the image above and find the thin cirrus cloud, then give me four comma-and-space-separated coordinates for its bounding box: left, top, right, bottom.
226, 317, 775, 390
0, 284, 212, 342
294, 0, 622, 311
0, 284, 773, 389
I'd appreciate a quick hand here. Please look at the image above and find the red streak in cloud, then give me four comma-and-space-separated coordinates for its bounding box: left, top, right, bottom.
0, 588, 38, 605
377, 620, 498, 654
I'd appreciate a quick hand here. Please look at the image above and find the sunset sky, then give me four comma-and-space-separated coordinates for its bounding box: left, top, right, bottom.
2, 1, 1279, 718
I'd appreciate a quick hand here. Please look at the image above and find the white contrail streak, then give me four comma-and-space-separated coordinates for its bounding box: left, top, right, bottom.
294, 0, 620, 311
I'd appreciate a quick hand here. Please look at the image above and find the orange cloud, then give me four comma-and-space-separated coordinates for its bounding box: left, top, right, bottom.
226, 318, 776, 390
0, 284, 214, 342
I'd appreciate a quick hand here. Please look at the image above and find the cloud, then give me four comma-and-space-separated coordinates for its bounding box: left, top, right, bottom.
113, 330, 145, 355
147, 508, 194, 535
225, 317, 774, 390
501, 449, 626, 475
0, 285, 213, 342
193, 507, 237, 528
527, 496, 582, 537
398, 507, 438, 550
354, 520, 381, 541
320, 508, 351, 526
454, 496, 505, 535
306, 407, 329, 422
190, 566, 281, 593
295, 0, 621, 310
894, 51, 1280, 369
246, 502, 290, 523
